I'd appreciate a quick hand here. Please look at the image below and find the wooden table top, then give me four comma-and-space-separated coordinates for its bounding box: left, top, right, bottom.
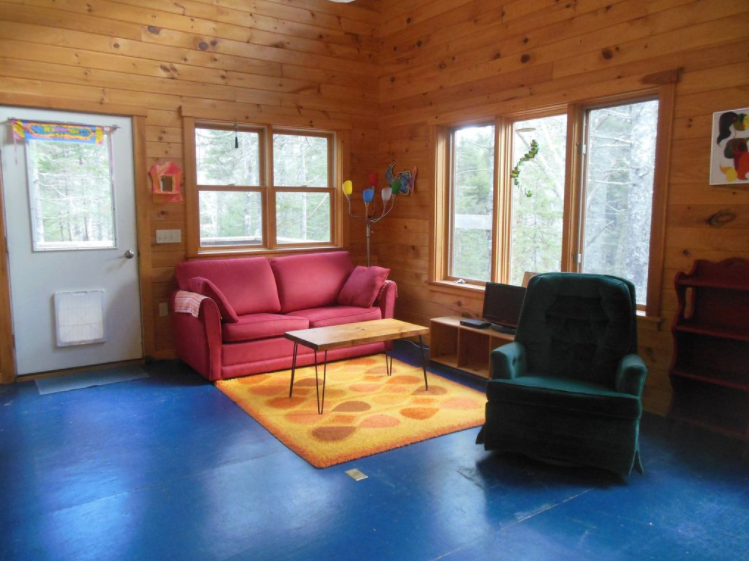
284, 318, 429, 352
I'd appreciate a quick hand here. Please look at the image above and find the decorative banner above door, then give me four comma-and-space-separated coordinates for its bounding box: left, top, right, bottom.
12, 120, 106, 145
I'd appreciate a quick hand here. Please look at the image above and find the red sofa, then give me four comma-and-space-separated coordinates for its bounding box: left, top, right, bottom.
171, 251, 397, 381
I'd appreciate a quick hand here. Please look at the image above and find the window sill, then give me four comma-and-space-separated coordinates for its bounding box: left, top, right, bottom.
427, 280, 486, 297
636, 310, 662, 324
190, 245, 344, 259
428, 280, 663, 323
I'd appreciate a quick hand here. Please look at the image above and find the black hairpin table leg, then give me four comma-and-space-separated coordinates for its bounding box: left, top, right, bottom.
288, 341, 298, 397
419, 335, 429, 390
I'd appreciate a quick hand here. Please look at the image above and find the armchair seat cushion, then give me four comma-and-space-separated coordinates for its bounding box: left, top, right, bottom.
488, 375, 641, 420
291, 305, 382, 328
222, 313, 309, 344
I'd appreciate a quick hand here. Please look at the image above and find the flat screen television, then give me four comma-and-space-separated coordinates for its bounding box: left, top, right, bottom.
482, 282, 526, 331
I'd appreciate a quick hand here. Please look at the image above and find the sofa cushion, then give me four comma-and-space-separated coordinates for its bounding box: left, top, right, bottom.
487, 375, 641, 420
337, 265, 390, 308
175, 257, 281, 316
291, 306, 382, 328
270, 251, 354, 313
188, 277, 239, 323
222, 313, 309, 344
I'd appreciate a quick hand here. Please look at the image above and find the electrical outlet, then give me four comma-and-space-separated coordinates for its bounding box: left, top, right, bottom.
159, 302, 169, 317
156, 229, 182, 244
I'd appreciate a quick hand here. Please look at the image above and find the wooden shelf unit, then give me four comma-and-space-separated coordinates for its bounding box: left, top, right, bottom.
429, 316, 514, 379
668, 258, 749, 441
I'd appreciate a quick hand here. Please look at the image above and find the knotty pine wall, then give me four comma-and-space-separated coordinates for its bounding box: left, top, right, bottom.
375, 0, 749, 414
0, 0, 381, 365
0, 0, 747, 414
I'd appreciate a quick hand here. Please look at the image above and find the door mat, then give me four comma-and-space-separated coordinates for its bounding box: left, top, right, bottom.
35, 365, 148, 395
216, 355, 485, 468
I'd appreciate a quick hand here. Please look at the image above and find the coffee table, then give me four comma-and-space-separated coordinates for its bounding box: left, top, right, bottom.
285, 318, 430, 414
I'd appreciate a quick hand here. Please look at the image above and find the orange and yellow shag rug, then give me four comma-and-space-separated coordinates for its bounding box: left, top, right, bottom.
216, 355, 486, 468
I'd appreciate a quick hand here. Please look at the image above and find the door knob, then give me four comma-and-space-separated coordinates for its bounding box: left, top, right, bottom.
124, 249, 135, 259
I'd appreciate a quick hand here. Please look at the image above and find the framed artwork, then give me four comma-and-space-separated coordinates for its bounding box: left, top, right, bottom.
710, 108, 749, 185
149, 161, 183, 202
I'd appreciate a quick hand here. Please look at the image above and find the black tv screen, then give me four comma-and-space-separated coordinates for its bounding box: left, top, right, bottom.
482, 283, 526, 328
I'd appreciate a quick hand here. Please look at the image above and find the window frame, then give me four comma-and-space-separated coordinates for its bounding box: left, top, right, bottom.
269, 128, 336, 249
184, 118, 340, 256
443, 120, 498, 287
432, 84, 676, 318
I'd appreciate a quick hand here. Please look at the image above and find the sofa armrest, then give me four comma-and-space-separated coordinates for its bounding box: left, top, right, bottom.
171, 291, 223, 382
490, 342, 527, 380
615, 354, 647, 397
377, 280, 397, 319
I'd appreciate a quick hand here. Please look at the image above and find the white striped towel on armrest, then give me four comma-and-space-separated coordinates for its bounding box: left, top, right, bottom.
173, 290, 208, 318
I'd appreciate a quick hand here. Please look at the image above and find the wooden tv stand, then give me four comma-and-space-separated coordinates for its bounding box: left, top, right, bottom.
429, 316, 514, 379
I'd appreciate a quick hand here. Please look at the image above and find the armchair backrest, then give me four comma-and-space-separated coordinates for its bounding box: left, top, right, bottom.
516, 273, 638, 388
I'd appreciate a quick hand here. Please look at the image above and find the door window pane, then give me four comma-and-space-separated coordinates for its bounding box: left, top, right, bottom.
450, 125, 495, 282
196, 127, 260, 186
582, 100, 659, 305
199, 191, 263, 247
509, 115, 567, 285
276, 192, 331, 243
273, 134, 329, 187
27, 136, 115, 251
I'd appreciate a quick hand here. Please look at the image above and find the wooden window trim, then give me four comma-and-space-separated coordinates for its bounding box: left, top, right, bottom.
439, 121, 496, 286
185, 118, 342, 257
431, 80, 677, 319
566, 87, 672, 317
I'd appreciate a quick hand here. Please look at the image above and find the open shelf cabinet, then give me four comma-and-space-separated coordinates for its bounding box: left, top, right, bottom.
669, 258, 749, 441
429, 316, 514, 379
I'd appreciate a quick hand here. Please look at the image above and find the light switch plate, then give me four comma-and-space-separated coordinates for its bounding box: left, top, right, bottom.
156, 229, 182, 244
159, 302, 169, 317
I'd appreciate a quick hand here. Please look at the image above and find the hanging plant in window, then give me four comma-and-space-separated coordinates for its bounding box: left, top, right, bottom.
510, 140, 539, 197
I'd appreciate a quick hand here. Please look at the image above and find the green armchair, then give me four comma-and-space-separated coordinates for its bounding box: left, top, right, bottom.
476, 273, 647, 476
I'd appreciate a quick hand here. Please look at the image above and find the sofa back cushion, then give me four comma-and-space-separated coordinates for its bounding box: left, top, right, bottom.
270, 251, 354, 313
337, 266, 390, 308
175, 257, 281, 315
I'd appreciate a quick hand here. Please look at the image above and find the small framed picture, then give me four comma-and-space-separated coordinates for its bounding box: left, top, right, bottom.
710, 108, 749, 186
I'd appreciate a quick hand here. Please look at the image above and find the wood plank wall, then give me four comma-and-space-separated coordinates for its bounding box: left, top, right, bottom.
375, 0, 749, 414
0, 0, 746, 414
0, 0, 380, 367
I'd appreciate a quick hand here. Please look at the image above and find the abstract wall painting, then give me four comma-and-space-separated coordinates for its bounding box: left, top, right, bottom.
710, 108, 749, 186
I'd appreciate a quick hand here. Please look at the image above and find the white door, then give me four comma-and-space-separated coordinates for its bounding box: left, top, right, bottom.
0, 107, 142, 375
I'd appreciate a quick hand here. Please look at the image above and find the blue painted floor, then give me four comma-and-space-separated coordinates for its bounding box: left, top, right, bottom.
1, 342, 747, 561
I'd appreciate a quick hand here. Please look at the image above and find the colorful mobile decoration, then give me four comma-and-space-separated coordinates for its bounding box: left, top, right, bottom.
711, 108, 749, 185
12, 120, 105, 145
510, 140, 540, 197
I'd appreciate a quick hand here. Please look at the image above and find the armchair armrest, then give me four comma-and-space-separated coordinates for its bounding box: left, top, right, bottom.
490, 342, 527, 380
171, 290, 223, 382
615, 354, 647, 397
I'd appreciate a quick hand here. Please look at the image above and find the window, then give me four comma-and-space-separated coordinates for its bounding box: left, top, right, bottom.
21, 124, 115, 251
509, 115, 567, 286
435, 87, 672, 316
448, 124, 495, 282
191, 123, 335, 251
579, 100, 659, 306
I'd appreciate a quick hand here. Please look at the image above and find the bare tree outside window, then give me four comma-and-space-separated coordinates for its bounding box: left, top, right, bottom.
195, 127, 263, 247
273, 134, 331, 244
510, 115, 567, 285
582, 100, 659, 305
450, 125, 495, 282
27, 137, 115, 251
